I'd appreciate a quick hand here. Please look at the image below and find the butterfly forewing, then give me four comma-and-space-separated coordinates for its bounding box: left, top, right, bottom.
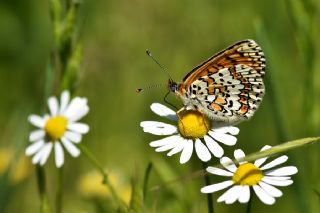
182, 40, 265, 83
178, 40, 266, 125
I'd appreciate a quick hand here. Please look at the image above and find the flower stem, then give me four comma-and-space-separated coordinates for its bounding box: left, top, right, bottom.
36, 166, 51, 213
246, 189, 253, 213
202, 162, 214, 213
77, 143, 127, 211
142, 162, 153, 202
56, 167, 63, 213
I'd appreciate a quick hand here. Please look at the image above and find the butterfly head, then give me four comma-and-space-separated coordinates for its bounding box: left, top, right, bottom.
168, 79, 180, 93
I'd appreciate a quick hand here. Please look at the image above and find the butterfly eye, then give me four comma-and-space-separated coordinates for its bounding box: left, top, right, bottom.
168, 81, 179, 92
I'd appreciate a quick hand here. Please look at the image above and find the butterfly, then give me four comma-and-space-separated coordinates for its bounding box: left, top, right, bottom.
168, 39, 266, 126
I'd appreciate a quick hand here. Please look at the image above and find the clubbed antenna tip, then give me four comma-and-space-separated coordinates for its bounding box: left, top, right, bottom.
136, 88, 143, 93
146, 49, 152, 56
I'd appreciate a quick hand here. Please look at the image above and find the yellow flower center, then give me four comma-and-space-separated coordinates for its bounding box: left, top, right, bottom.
232, 163, 263, 186
177, 110, 211, 139
44, 116, 68, 141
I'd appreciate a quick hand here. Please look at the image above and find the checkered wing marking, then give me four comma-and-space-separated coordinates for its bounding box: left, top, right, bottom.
189, 65, 265, 118
182, 40, 265, 119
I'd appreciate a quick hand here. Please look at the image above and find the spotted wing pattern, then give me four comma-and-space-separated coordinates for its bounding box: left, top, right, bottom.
179, 40, 266, 123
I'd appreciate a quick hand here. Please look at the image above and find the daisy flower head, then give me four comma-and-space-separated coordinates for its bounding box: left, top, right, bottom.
140, 103, 239, 164
26, 91, 89, 168
201, 145, 298, 205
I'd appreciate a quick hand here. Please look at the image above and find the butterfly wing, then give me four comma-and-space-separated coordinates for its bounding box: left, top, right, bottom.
180, 40, 265, 123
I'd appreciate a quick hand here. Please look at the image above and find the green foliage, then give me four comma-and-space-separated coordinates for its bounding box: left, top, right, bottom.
0, 0, 319, 212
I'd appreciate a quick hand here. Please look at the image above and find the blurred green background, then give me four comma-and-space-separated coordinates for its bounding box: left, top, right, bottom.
0, 0, 319, 212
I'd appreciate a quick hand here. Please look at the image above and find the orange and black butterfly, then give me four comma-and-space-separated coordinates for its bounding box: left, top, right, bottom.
168, 39, 266, 125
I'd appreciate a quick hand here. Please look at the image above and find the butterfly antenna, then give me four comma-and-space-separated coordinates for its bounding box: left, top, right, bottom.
136, 83, 164, 93
163, 91, 178, 110
146, 50, 173, 81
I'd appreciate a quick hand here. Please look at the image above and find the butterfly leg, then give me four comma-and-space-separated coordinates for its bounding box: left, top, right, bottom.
176, 106, 189, 134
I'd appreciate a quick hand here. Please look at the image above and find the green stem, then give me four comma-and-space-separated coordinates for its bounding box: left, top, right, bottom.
255, 21, 311, 212
77, 143, 127, 211
314, 190, 320, 212
202, 162, 214, 213
142, 162, 153, 202
36, 166, 51, 213
56, 167, 63, 213
245, 189, 253, 213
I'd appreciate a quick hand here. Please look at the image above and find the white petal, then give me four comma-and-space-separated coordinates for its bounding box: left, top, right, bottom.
39, 143, 53, 165
67, 122, 89, 134
150, 103, 178, 121
204, 135, 224, 158
54, 142, 64, 168
195, 139, 211, 162
214, 126, 240, 135
262, 176, 291, 181
217, 185, 241, 204
179, 140, 193, 164
234, 149, 246, 163
64, 97, 89, 121
238, 185, 250, 203
167, 142, 184, 156
64, 97, 86, 115
261, 145, 272, 149
206, 166, 233, 176
44, 114, 50, 120
61, 137, 80, 157
64, 131, 82, 143
32, 147, 45, 164
259, 182, 282, 197
149, 135, 182, 147
260, 156, 288, 170
220, 157, 237, 172
28, 115, 46, 128
254, 157, 268, 168
48, 96, 59, 116
69, 105, 89, 122
60, 90, 70, 114
140, 121, 177, 135
155, 141, 178, 152
208, 131, 237, 146
29, 130, 45, 142
201, 180, 234, 193
26, 140, 45, 156
266, 166, 298, 176
254, 145, 272, 167
253, 185, 275, 205
262, 177, 293, 186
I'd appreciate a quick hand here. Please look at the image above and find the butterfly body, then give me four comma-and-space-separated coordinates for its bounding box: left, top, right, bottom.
169, 39, 266, 126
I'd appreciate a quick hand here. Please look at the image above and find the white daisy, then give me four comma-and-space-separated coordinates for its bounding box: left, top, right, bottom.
26, 90, 90, 168
140, 103, 239, 164
201, 145, 298, 205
